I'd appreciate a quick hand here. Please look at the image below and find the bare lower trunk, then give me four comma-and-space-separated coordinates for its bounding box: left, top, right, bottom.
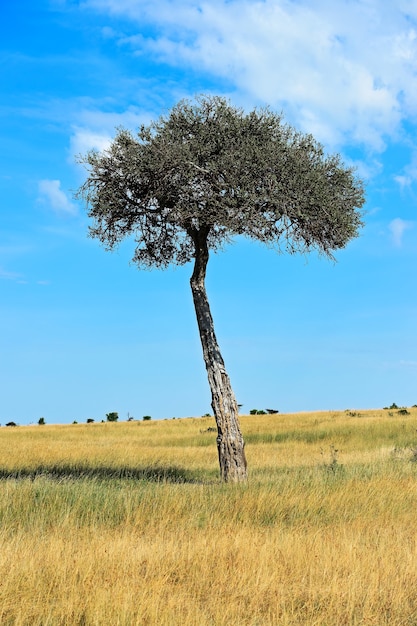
189, 229, 247, 483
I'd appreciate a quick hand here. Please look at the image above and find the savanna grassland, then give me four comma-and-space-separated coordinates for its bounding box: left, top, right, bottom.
1, 408, 417, 626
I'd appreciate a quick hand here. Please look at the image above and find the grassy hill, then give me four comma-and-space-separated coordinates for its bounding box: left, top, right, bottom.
1, 408, 417, 625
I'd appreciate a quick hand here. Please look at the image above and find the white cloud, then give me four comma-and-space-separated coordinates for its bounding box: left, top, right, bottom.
38, 179, 77, 216
80, 0, 417, 150
346, 157, 383, 182
70, 128, 112, 157
69, 108, 151, 161
388, 217, 414, 246
394, 174, 412, 189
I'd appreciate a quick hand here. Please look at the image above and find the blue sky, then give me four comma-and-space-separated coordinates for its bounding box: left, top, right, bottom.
1, 0, 416, 424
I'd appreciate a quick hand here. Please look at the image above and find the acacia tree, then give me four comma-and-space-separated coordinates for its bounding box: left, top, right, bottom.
76, 95, 365, 483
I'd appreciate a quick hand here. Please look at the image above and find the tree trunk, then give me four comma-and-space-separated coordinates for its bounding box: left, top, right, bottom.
189, 229, 247, 483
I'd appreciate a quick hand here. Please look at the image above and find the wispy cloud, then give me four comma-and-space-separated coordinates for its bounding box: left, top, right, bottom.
38, 179, 77, 216
80, 0, 417, 150
0, 268, 51, 285
394, 150, 417, 189
0, 267, 22, 281
70, 107, 152, 161
70, 127, 112, 158
388, 217, 414, 247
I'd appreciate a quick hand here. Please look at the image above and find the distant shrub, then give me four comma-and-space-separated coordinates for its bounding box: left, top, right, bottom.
386, 406, 410, 416
72, 421, 78, 424
86, 418, 94, 424
142, 415, 152, 421
38, 417, 45, 426
106, 412, 119, 422
250, 409, 258, 415
257, 410, 267, 415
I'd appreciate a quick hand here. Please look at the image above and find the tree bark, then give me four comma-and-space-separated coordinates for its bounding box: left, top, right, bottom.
189, 228, 247, 483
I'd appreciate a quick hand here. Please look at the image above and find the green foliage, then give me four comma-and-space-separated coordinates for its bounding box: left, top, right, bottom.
86, 418, 94, 424
106, 412, 119, 422
76, 95, 365, 269
142, 415, 152, 421
383, 403, 410, 415
38, 417, 45, 426
250, 409, 258, 415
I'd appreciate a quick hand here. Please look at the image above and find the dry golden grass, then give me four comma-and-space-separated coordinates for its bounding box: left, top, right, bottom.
1, 408, 417, 625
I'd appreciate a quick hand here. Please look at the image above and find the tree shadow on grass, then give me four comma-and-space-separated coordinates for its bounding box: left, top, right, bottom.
0, 464, 210, 484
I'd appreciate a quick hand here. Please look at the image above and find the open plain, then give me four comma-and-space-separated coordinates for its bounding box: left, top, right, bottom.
1, 408, 417, 625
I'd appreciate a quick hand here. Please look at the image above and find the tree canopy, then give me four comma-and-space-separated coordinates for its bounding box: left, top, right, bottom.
77, 95, 364, 269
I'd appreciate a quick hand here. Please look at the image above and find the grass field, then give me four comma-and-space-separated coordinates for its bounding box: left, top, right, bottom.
1, 408, 417, 625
